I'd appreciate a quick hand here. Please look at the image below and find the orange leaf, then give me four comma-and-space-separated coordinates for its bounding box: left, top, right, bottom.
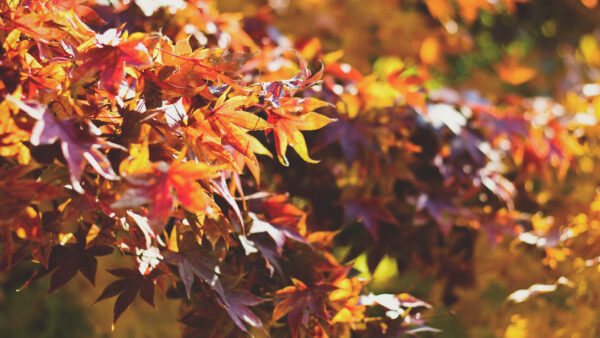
267, 98, 336, 165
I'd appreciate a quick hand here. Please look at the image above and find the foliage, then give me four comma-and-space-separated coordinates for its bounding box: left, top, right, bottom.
2, 0, 600, 337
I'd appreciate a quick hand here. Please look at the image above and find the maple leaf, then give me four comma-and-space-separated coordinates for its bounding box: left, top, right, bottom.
343, 198, 396, 241
95, 268, 161, 325
9, 98, 122, 193
313, 117, 374, 164
10, 11, 66, 42
266, 97, 336, 165
166, 243, 264, 332
165, 249, 222, 299
211, 174, 244, 230
239, 232, 284, 277
155, 39, 253, 98
73, 28, 153, 97
248, 212, 287, 251
201, 92, 272, 159
113, 160, 224, 231
206, 93, 270, 132
328, 276, 366, 326
183, 211, 234, 249
415, 190, 481, 235
261, 195, 311, 240
20, 228, 113, 294
167, 161, 224, 213
273, 278, 337, 338
0, 165, 63, 220
215, 285, 266, 332
239, 212, 311, 276
178, 300, 228, 337
183, 98, 272, 179
21, 62, 67, 98
46, 0, 106, 26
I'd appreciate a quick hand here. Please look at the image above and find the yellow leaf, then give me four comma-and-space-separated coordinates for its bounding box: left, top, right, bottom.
331, 308, 353, 324
119, 140, 151, 175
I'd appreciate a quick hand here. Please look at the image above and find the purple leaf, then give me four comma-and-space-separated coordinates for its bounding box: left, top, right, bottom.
166, 251, 221, 299
216, 286, 265, 332
244, 234, 283, 277
211, 174, 244, 231
248, 212, 286, 252
10, 98, 122, 193
343, 199, 396, 241
313, 118, 373, 164
177, 258, 195, 299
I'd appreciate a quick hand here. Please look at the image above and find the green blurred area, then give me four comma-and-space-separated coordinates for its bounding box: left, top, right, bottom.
0, 255, 181, 338
0, 263, 96, 338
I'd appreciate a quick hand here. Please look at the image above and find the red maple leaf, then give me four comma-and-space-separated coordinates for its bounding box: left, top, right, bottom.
73, 28, 153, 98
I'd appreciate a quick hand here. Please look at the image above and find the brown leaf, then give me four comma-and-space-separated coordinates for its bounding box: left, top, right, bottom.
113, 287, 138, 324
